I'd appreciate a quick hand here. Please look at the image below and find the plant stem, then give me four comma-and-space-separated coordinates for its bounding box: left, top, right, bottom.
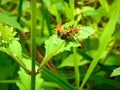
0, 80, 17, 83
69, 0, 75, 20
17, 0, 23, 22
31, 0, 37, 90
73, 47, 79, 89
81, 0, 84, 7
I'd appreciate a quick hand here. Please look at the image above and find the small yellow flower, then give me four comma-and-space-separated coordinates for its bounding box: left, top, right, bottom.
0, 24, 17, 47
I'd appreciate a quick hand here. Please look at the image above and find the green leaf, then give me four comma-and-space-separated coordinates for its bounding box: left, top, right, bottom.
104, 55, 119, 65
63, 2, 74, 20
44, 35, 65, 58
9, 41, 22, 59
114, 30, 120, 40
63, 42, 80, 51
111, 68, 120, 77
48, 4, 60, 23
0, 47, 8, 54
99, 0, 109, 11
39, 35, 80, 70
74, 26, 96, 41
0, 12, 22, 30
44, 35, 79, 59
58, 53, 90, 68
56, 2, 64, 11
42, 68, 75, 90
16, 58, 44, 90
46, 35, 80, 57
42, 0, 51, 8
79, 6, 119, 90
90, 75, 120, 88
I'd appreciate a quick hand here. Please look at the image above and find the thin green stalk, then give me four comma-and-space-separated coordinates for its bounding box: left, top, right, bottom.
69, 0, 75, 20
93, 0, 98, 8
73, 48, 79, 89
17, 0, 23, 22
31, 0, 37, 90
79, 7, 119, 90
81, 0, 84, 7
0, 80, 17, 83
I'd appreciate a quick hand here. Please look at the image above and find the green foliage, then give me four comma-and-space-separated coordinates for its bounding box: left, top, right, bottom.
79, 5, 119, 90
0, 12, 22, 30
9, 41, 22, 59
0, 0, 120, 90
99, 0, 109, 11
38, 35, 80, 71
0, 52, 18, 90
59, 53, 89, 68
16, 58, 44, 90
0, 52, 17, 80
111, 68, 120, 77
0, 24, 27, 72
74, 26, 96, 41
42, 68, 76, 90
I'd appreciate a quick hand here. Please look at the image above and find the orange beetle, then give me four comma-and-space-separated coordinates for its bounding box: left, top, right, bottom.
55, 24, 63, 37
55, 24, 78, 39
60, 27, 78, 39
